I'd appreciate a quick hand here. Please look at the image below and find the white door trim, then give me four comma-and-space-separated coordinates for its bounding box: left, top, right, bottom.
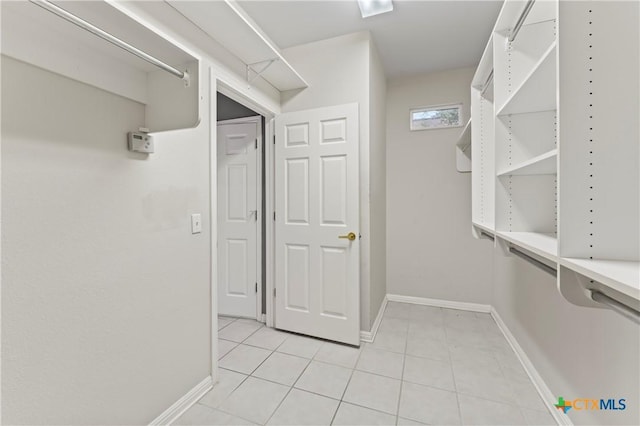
209, 68, 219, 383
217, 115, 263, 321
265, 118, 275, 328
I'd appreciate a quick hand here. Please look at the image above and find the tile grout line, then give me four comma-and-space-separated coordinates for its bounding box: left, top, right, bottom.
262, 340, 335, 424
213, 318, 271, 425
446, 313, 464, 425
216, 318, 303, 425
329, 336, 366, 425
216, 317, 237, 331
488, 318, 531, 423
393, 312, 410, 425
263, 379, 296, 425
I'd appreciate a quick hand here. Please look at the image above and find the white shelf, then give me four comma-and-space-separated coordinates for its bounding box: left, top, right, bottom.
497, 231, 558, 261
472, 34, 494, 89
456, 119, 471, 150
497, 149, 557, 176
560, 258, 640, 302
497, 42, 557, 116
473, 222, 496, 235
167, 0, 307, 91
3, 1, 200, 133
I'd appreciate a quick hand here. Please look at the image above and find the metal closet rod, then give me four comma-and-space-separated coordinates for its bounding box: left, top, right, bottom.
480, 231, 495, 241
508, 0, 536, 42
481, 70, 494, 95
508, 246, 557, 277
590, 290, 640, 325
30, 0, 189, 82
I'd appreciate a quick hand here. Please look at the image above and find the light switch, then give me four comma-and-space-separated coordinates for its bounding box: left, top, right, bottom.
191, 214, 202, 234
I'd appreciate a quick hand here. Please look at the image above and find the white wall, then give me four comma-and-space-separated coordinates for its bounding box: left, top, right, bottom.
0, 1, 283, 423
281, 32, 376, 331
368, 41, 387, 327
1, 56, 211, 424
386, 68, 493, 304
493, 253, 640, 425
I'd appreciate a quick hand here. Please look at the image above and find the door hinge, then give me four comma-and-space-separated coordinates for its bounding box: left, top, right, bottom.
255, 283, 258, 293
273, 211, 276, 221
273, 288, 276, 298
255, 138, 258, 149
273, 135, 275, 144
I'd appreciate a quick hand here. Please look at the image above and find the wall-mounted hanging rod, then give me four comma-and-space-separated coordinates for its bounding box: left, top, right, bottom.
29, 0, 190, 84
480, 231, 495, 241
590, 290, 640, 325
509, 247, 557, 277
481, 70, 494, 95
508, 0, 536, 42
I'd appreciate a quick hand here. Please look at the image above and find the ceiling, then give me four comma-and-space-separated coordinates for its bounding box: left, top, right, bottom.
238, 0, 503, 78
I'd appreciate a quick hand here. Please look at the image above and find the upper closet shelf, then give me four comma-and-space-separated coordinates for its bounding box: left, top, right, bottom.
2, 0, 200, 132
472, 35, 494, 89
560, 258, 640, 302
497, 149, 557, 176
167, 0, 307, 91
497, 42, 557, 116
497, 231, 557, 261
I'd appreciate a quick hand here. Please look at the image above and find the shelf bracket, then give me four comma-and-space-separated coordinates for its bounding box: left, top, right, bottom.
246, 59, 279, 85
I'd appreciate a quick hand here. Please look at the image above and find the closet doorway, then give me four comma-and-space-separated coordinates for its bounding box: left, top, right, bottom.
217, 93, 265, 320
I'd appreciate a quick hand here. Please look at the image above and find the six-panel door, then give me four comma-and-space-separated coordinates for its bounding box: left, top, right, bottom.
274, 103, 360, 345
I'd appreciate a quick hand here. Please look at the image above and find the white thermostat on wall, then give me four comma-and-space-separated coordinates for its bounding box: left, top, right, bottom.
127, 131, 154, 154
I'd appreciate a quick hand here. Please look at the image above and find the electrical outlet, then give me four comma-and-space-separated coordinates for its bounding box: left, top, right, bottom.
191, 214, 202, 234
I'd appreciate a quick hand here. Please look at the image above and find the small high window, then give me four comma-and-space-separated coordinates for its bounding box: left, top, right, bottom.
410, 104, 463, 131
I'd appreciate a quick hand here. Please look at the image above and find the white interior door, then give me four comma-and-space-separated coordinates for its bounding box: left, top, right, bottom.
274, 103, 360, 345
217, 119, 259, 318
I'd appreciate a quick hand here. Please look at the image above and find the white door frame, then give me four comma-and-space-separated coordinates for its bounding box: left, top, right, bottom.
216, 115, 263, 322
210, 76, 276, 378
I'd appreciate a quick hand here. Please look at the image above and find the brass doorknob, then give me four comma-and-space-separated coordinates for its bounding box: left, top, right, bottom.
338, 232, 357, 241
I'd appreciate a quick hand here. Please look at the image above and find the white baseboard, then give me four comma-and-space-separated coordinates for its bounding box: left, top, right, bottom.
491, 308, 572, 426
386, 293, 491, 313
149, 376, 213, 426
360, 295, 388, 343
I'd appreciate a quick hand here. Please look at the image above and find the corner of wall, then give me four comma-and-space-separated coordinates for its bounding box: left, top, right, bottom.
367, 36, 388, 329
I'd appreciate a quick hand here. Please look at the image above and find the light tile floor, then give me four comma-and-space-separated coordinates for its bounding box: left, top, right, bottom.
177, 303, 557, 425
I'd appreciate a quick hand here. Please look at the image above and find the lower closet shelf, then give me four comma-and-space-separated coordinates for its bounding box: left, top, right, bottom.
497, 231, 557, 261
560, 258, 640, 302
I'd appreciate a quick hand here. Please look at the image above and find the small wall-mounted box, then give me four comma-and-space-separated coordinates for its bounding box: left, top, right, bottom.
128, 131, 154, 154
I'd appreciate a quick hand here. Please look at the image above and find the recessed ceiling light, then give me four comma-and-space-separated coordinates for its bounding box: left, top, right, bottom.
357, 0, 394, 18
